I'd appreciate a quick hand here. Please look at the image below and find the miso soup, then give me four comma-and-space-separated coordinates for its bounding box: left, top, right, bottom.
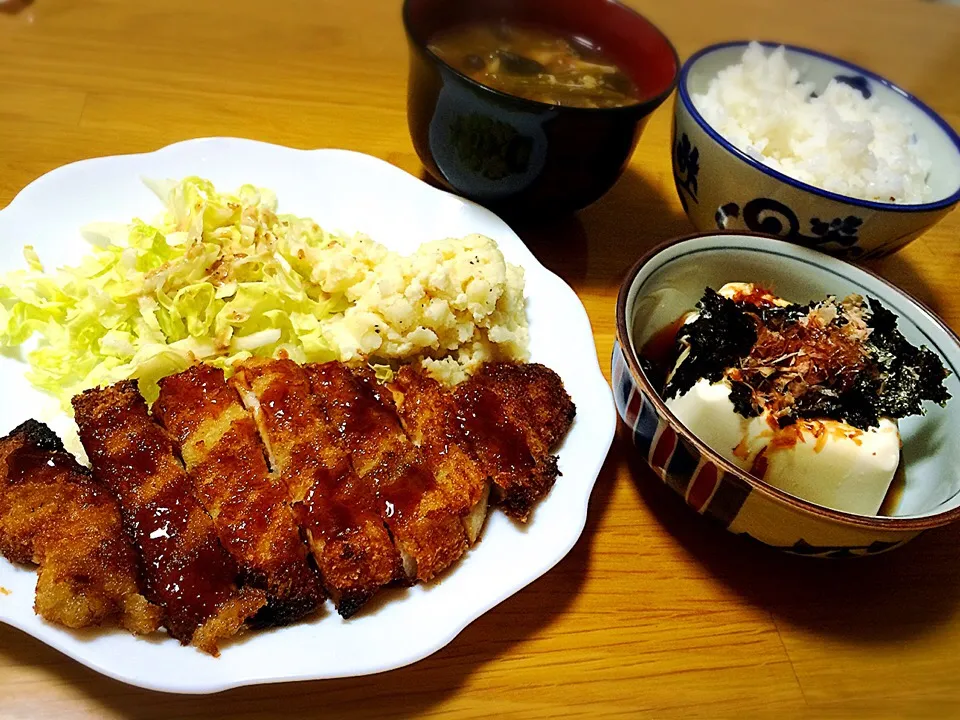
428, 22, 640, 109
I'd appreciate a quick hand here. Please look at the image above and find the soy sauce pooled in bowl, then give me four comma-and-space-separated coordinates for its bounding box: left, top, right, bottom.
428, 21, 639, 109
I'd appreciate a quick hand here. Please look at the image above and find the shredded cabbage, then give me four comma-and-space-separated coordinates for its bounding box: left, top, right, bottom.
0, 177, 345, 410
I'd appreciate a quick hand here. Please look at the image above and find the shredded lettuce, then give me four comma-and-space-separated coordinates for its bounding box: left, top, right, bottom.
0, 177, 344, 410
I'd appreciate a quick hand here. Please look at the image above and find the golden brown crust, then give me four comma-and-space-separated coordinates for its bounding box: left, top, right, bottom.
454, 362, 575, 521
390, 367, 490, 543
2, 357, 573, 649
0, 420, 161, 634
72, 382, 265, 652
231, 358, 403, 617
471, 363, 577, 448
190, 586, 268, 656
307, 362, 468, 582
154, 364, 324, 627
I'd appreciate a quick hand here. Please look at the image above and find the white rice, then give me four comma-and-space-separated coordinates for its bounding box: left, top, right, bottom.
692, 42, 932, 204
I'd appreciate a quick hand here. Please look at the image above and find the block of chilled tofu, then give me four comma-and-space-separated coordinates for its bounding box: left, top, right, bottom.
666, 377, 901, 515
661, 282, 923, 517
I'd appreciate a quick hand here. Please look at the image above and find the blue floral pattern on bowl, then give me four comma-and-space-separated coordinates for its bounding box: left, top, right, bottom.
833, 74, 872, 99
672, 122, 700, 212
738, 533, 905, 558
671, 41, 960, 259
715, 198, 866, 259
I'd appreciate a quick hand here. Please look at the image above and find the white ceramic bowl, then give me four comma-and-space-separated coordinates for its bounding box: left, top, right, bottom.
672, 41, 960, 260
614, 232, 960, 557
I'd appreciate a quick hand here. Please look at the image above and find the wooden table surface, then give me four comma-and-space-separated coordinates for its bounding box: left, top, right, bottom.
2, 0, 960, 717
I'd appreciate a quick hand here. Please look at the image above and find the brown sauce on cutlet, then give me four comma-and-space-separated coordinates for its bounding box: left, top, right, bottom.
129, 487, 240, 634
299, 463, 366, 539
331, 392, 380, 439
259, 380, 290, 411
6, 447, 79, 485
156, 366, 230, 440
456, 384, 533, 474
75, 386, 252, 641
372, 457, 437, 523
108, 431, 167, 478
258, 380, 306, 431
316, 365, 398, 452
342, 372, 441, 518
159, 367, 323, 624
195, 436, 274, 557
318, 364, 440, 522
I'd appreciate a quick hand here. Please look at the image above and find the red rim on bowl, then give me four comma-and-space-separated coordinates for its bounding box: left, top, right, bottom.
615, 231, 960, 531
402, 0, 680, 114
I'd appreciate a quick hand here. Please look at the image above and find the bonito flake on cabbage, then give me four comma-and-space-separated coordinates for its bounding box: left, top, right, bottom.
0, 177, 528, 409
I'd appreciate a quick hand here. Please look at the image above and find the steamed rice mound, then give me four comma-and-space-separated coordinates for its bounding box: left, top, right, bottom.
692, 42, 932, 203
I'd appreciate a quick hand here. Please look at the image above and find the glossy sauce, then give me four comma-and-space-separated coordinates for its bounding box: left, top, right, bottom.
311, 362, 441, 525
156, 365, 323, 622
154, 364, 227, 442
428, 22, 639, 109
5, 446, 81, 486
640, 314, 689, 379
371, 457, 437, 524
244, 364, 330, 500
258, 380, 306, 435
127, 487, 240, 639
297, 457, 367, 540
248, 363, 392, 552
878, 460, 907, 516
193, 422, 274, 557
74, 387, 245, 642
305, 364, 382, 448
352, 373, 439, 520
456, 383, 534, 475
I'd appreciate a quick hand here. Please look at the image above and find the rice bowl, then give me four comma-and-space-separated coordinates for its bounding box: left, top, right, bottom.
692, 42, 932, 204
672, 41, 960, 259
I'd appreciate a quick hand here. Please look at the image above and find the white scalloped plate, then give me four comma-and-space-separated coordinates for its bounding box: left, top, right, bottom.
0, 138, 615, 694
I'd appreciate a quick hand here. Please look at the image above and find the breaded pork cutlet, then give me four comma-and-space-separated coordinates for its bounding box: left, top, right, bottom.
0, 420, 161, 634
306, 362, 468, 582
389, 367, 490, 544
73, 382, 266, 654
473, 363, 577, 449
230, 358, 403, 618
154, 364, 325, 627
454, 362, 575, 521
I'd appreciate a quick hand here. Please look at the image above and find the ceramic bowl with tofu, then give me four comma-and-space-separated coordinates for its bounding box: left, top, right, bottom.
614, 232, 960, 557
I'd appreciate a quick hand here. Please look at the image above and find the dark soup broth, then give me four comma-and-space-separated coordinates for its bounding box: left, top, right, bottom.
428, 21, 640, 109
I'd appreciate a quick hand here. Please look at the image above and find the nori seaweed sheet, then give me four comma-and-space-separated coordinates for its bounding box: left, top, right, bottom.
662, 288, 951, 430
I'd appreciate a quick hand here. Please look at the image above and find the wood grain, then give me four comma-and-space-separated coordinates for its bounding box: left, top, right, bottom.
1, 0, 959, 717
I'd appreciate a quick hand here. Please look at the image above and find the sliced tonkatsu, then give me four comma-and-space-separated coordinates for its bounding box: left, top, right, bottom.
390, 367, 491, 544
473, 363, 576, 450
306, 362, 468, 582
1, 356, 574, 648
0, 420, 161, 634
230, 358, 403, 617
73, 382, 266, 654
154, 364, 325, 627
453, 362, 575, 521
